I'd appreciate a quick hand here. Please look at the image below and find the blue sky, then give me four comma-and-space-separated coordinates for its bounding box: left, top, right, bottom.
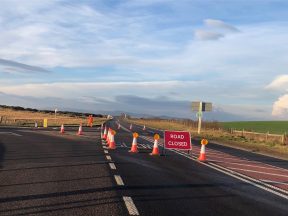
0, 0, 288, 120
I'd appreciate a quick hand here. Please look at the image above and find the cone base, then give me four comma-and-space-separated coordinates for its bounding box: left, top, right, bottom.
109, 142, 116, 149
198, 154, 206, 162
129, 145, 138, 153
150, 148, 159, 156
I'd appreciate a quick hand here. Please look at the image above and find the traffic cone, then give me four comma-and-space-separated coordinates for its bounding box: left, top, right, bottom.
60, 124, 65, 134
106, 129, 111, 146
129, 124, 133, 130
109, 130, 116, 149
129, 132, 139, 153
77, 123, 83, 135
150, 134, 160, 156
100, 124, 103, 139
143, 125, 146, 131
102, 127, 107, 140
198, 144, 206, 162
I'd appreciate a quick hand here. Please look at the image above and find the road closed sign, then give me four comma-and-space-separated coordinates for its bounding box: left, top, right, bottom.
164, 131, 192, 150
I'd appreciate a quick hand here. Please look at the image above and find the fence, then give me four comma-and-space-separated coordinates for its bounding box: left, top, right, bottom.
0, 116, 86, 127
231, 129, 287, 145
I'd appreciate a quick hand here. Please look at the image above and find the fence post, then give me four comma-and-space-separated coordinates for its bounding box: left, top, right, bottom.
265, 131, 269, 142
282, 134, 285, 145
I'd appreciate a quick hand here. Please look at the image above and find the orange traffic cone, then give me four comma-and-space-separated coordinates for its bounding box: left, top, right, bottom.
77, 123, 83, 135
129, 132, 139, 153
102, 126, 107, 140
198, 139, 208, 162
60, 124, 65, 134
100, 124, 103, 139
129, 124, 133, 130
106, 129, 111, 146
143, 125, 146, 131
150, 134, 160, 156
109, 130, 116, 149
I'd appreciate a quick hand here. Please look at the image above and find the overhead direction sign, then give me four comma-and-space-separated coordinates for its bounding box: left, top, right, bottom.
164, 131, 192, 150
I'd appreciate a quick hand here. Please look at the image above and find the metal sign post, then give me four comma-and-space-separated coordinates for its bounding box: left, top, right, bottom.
192, 101, 212, 135
197, 102, 202, 134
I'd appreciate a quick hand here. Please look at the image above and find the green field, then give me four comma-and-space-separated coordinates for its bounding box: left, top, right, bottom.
221, 121, 288, 134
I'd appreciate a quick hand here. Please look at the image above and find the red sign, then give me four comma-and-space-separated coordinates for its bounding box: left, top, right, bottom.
164, 131, 192, 150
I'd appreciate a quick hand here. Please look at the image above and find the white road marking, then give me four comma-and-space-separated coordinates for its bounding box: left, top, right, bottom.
104, 150, 108, 154
103, 146, 108, 149
139, 144, 147, 149
106, 155, 112, 160
227, 167, 288, 178
122, 142, 127, 147
260, 179, 288, 185
123, 196, 139, 215
139, 134, 288, 200
0, 132, 22, 136
214, 161, 288, 172
114, 175, 124, 185
109, 162, 116, 170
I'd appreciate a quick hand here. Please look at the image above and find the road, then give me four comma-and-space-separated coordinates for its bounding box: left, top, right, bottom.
0, 120, 287, 215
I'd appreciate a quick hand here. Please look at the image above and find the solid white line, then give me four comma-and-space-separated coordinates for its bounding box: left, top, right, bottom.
227, 167, 288, 178
109, 162, 116, 170
0, 132, 22, 136
106, 155, 112, 160
104, 150, 108, 154
123, 196, 139, 215
215, 161, 288, 172
260, 179, 288, 185
139, 134, 288, 199
114, 175, 124, 186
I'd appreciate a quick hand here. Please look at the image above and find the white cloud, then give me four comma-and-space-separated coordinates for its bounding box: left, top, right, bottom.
194, 30, 224, 40
0, 59, 49, 74
204, 19, 239, 32
0, 81, 200, 99
272, 94, 288, 117
266, 75, 288, 91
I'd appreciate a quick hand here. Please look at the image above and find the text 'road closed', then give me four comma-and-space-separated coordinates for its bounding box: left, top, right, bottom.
164, 131, 192, 150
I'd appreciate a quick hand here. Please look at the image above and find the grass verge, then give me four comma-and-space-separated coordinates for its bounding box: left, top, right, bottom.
127, 118, 288, 160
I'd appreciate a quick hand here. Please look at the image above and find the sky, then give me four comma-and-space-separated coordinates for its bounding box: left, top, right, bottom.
0, 0, 288, 121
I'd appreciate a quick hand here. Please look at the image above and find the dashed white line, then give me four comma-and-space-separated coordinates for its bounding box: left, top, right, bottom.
104, 150, 108, 154
109, 162, 116, 170
123, 196, 139, 215
106, 155, 112, 160
114, 175, 124, 186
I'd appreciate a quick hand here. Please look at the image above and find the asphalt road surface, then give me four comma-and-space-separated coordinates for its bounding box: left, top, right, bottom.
0, 120, 287, 216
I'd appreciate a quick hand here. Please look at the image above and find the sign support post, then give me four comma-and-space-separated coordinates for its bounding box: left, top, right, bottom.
192, 101, 212, 135
197, 102, 202, 134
